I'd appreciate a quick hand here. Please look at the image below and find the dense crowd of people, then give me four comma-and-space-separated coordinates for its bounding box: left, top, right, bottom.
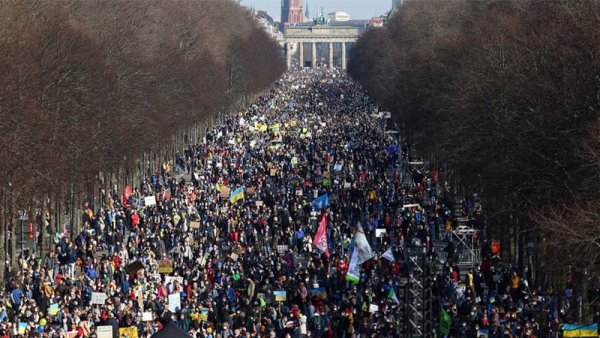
0, 69, 588, 338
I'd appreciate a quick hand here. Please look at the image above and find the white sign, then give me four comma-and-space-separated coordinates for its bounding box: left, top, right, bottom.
375, 228, 387, 238
168, 293, 181, 312
142, 312, 153, 321
91, 292, 108, 305
144, 196, 157, 206
369, 304, 379, 313
165, 276, 184, 285
96, 325, 113, 338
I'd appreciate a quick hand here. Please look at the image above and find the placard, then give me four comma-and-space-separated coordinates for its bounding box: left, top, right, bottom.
144, 196, 157, 206
65, 331, 80, 338
168, 293, 181, 312
375, 228, 387, 238
137, 290, 144, 310
18, 323, 26, 335
220, 187, 230, 199
277, 245, 288, 254
49, 303, 59, 315
230, 252, 239, 261
369, 304, 379, 313
96, 326, 113, 338
142, 312, 153, 321
274, 290, 287, 302
119, 326, 138, 338
189, 221, 201, 229
165, 276, 184, 285
402, 203, 420, 209
199, 308, 209, 321
255, 201, 264, 207
310, 287, 327, 299
158, 260, 173, 273
270, 168, 277, 176
91, 292, 108, 305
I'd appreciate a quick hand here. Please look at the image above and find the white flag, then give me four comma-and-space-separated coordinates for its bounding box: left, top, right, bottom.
345, 249, 360, 283
381, 248, 395, 262
353, 225, 374, 264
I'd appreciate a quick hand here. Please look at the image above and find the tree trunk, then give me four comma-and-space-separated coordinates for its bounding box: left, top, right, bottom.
40, 195, 46, 255
0, 191, 6, 285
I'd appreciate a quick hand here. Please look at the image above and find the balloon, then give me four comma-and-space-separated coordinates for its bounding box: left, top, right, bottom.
39, 318, 47, 326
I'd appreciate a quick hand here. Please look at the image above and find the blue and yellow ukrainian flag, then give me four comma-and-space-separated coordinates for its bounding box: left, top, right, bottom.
563, 324, 598, 337
229, 187, 245, 203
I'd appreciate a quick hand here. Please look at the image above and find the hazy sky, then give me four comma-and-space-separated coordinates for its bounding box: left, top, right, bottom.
241, 0, 393, 21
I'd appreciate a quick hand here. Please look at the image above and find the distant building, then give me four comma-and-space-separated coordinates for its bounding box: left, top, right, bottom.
280, 0, 304, 32
328, 11, 351, 22
368, 16, 386, 29
305, 1, 310, 21
256, 10, 274, 27
332, 20, 369, 34
255, 10, 285, 45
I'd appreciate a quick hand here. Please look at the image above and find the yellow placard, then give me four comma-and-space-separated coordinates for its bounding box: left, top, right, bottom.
158, 260, 173, 274
119, 326, 138, 338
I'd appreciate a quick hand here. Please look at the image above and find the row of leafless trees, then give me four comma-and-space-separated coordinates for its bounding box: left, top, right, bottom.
349, 0, 600, 296
0, 0, 285, 281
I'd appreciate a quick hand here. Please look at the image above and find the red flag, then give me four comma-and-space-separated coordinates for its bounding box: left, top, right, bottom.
313, 214, 329, 257
123, 185, 132, 205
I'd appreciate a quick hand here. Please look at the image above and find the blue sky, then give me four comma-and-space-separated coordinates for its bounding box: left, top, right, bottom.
241, 0, 393, 21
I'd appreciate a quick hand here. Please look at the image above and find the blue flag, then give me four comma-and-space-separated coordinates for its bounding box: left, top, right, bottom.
387, 145, 400, 155
311, 194, 329, 211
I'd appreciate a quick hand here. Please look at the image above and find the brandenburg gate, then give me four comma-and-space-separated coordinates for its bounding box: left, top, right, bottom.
284, 23, 359, 70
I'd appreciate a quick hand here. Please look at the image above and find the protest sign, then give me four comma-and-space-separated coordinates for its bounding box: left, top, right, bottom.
369, 304, 379, 313
165, 276, 184, 285
168, 293, 181, 312
96, 326, 113, 338
142, 312, 153, 321
119, 326, 138, 338
91, 292, 107, 305
189, 221, 201, 229
199, 308, 209, 321
49, 303, 59, 315
274, 290, 287, 302
375, 228, 387, 238
158, 260, 173, 273
144, 196, 156, 206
